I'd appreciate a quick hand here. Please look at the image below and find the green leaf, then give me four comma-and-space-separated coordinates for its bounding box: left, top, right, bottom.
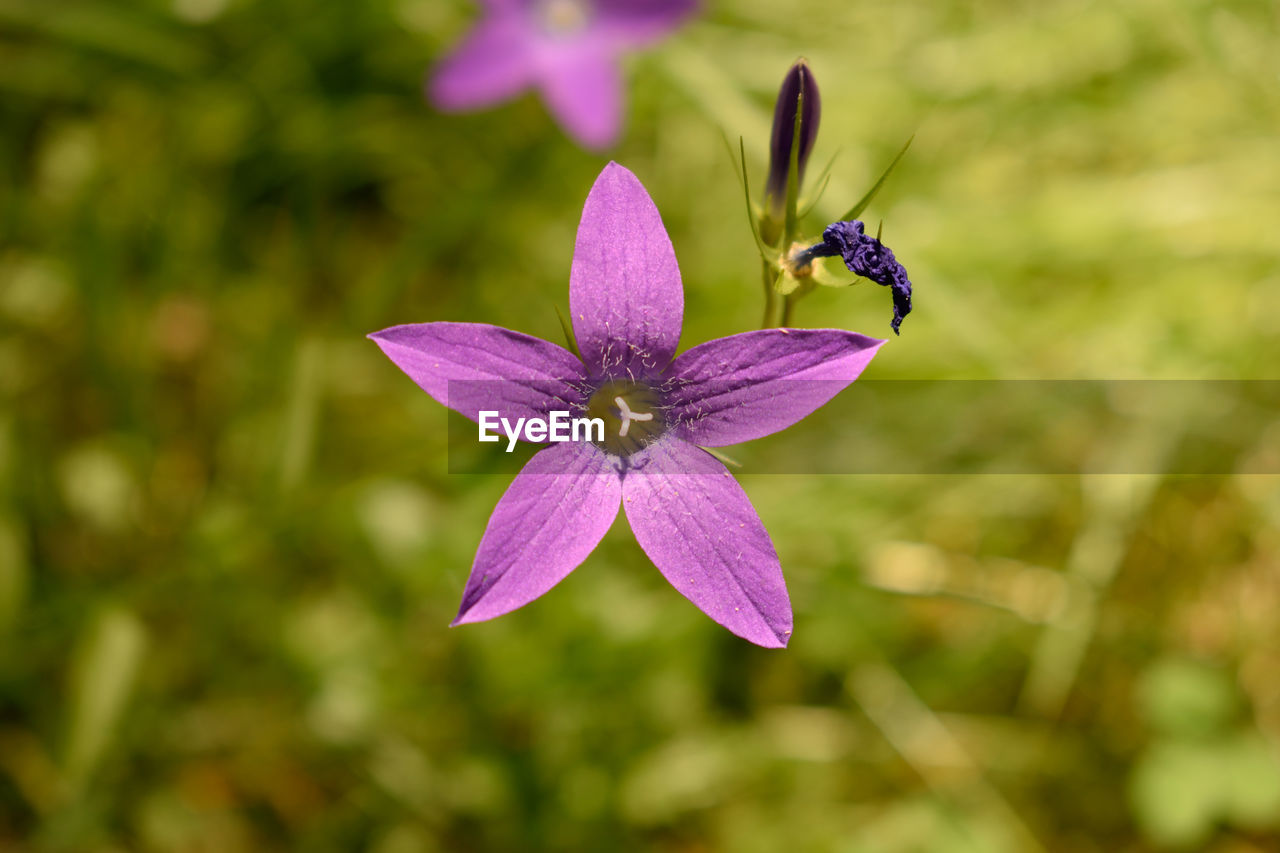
798, 149, 840, 219
774, 268, 802, 296
1137, 657, 1238, 737
724, 135, 779, 263
809, 257, 858, 288
797, 173, 832, 220
700, 447, 743, 468
0, 515, 26, 636
1129, 732, 1280, 848
1222, 731, 1280, 828
64, 607, 147, 794
1128, 740, 1223, 849
839, 135, 914, 222
554, 305, 580, 359
0, 1, 204, 76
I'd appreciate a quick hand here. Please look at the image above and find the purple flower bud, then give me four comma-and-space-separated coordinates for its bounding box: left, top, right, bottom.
795, 220, 913, 334
765, 60, 821, 217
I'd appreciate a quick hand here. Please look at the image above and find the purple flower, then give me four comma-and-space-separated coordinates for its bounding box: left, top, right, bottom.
429, 0, 697, 149
370, 163, 884, 647
795, 220, 914, 334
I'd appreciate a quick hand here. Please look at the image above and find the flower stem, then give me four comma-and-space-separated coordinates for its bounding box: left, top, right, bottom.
761, 259, 778, 328
780, 293, 795, 327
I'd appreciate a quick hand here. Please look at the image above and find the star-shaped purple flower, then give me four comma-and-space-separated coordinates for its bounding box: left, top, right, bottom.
429, 0, 697, 149
370, 163, 884, 647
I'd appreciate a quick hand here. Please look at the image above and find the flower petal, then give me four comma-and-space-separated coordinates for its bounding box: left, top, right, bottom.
429, 15, 535, 110
569, 162, 683, 378
595, 0, 698, 47
453, 441, 622, 625
536, 44, 623, 149
368, 322, 586, 424
666, 328, 885, 447
622, 438, 791, 647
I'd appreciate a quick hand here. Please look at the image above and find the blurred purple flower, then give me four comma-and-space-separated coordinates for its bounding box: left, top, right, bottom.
370, 163, 883, 647
429, 0, 697, 149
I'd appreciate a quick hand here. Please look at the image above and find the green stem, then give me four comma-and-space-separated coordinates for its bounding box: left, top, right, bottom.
761, 259, 778, 328
780, 294, 795, 327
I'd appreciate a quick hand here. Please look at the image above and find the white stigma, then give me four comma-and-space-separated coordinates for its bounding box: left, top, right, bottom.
614, 395, 654, 438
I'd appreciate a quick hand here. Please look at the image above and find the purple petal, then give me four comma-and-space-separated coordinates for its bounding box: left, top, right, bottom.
622, 438, 791, 647
570, 162, 683, 378
536, 45, 623, 149
368, 322, 586, 425
595, 0, 698, 47
666, 328, 885, 447
429, 15, 535, 110
454, 441, 622, 625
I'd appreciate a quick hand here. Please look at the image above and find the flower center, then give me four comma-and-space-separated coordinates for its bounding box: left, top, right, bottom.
783, 241, 818, 277
586, 381, 666, 457
534, 0, 592, 37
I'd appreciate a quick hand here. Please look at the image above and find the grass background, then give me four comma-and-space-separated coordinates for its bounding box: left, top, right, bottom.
2, 0, 1279, 849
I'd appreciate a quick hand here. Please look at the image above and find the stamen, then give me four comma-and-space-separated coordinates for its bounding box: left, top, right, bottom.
614, 395, 654, 438
585, 381, 665, 457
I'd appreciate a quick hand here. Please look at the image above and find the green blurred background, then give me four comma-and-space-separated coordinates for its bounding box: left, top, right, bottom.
2, 0, 1279, 850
